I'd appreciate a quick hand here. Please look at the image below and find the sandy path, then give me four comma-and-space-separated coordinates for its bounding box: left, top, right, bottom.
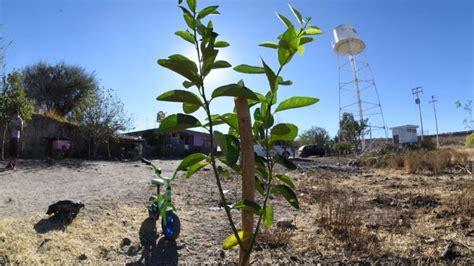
0, 159, 179, 217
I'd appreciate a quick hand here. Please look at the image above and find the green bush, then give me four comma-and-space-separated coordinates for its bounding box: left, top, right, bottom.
465, 133, 474, 148
333, 141, 353, 155
421, 137, 436, 150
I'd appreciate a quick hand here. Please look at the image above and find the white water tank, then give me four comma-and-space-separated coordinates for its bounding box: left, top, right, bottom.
333, 24, 365, 55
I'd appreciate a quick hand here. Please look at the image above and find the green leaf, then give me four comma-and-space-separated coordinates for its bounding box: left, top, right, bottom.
255, 155, 267, 169
297, 45, 305, 55
288, 4, 303, 24
214, 131, 240, 167
271, 185, 299, 209
175, 30, 195, 44
305, 26, 323, 35
182, 80, 194, 88
233, 199, 262, 214
186, 161, 209, 177
158, 54, 200, 86
255, 177, 265, 196
183, 103, 200, 114
183, 12, 195, 29
211, 60, 232, 70
263, 204, 274, 229
247, 92, 267, 107
202, 48, 219, 76
259, 41, 278, 49
277, 76, 293, 86
274, 154, 297, 170
177, 153, 208, 171
157, 90, 203, 106
158, 114, 201, 132
233, 64, 265, 74
261, 59, 277, 92
220, 113, 239, 130
278, 25, 298, 66
217, 166, 230, 177
197, 5, 219, 19
300, 37, 314, 45
255, 166, 268, 179
265, 91, 277, 105
186, 0, 196, 13
270, 123, 298, 142
275, 96, 319, 112
215, 41, 230, 48
223, 231, 252, 250
275, 174, 295, 189
276, 12, 293, 28
211, 83, 259, 100
204, 114, 225, 127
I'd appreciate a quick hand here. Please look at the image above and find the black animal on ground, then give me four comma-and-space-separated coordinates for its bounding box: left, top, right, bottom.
46, 200, 84, 224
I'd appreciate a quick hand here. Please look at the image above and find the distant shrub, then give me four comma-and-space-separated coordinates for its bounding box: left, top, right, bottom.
380, 143, 396, 154
421, 137, 436, 150
387, 154, 404, 169
465, 133, 474, 148
333, 141, 352, 155
379, 148, 469, 174
424, 149, 451, 175
404, 151, 423, 174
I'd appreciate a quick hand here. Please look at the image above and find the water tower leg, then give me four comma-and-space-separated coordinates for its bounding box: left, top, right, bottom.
349, 54, 365, 151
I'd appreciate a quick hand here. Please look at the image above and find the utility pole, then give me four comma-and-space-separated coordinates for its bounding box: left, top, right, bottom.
412, 86, 424, 141
429, 95, 440, 148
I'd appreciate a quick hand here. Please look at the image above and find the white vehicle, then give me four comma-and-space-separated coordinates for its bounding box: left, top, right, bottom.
254, 144, 293, 159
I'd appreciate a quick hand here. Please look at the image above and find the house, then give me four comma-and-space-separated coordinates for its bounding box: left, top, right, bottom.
391, 125, 418, 147
125, 128, 215, 157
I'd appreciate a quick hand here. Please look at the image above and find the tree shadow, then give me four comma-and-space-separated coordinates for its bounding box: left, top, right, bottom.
15, 159, 92, 174
127, 218, 179, 266
33, 212, 78, 233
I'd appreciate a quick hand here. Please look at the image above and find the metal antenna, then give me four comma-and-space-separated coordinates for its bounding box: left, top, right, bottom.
412, 86, 424, 140
429, 95, 439, 148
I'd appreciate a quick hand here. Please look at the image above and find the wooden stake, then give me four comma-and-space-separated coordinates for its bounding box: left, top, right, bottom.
235, 94, 255, 266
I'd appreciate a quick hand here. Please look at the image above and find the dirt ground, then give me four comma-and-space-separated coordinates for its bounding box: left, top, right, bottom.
0, 157, 472, 264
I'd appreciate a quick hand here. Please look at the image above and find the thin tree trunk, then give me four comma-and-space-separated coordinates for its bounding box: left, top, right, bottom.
235, 97, 255, 266
107, 139, 111, 160
1, 124, 7, 161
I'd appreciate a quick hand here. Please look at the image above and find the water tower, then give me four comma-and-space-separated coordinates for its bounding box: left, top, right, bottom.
333, 24, 387, 150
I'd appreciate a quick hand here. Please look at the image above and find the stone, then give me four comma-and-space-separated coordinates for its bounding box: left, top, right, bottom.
78, 254, 87, 261
127, 245, 142, 256
121, 237, 132, 247
276, 218, 295, 229
441, 242, 459, 260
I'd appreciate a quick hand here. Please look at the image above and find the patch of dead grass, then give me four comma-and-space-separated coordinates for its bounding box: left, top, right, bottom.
0, 204, 147, 264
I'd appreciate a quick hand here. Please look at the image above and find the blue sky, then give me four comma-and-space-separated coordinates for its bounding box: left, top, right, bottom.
1, 0, 473, 137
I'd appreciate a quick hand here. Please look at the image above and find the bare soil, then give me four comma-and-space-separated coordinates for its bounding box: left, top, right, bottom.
0, 157, 472, 264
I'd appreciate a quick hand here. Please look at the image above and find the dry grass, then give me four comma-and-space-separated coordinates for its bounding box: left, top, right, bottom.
387, 154, 404, 169
399, 149, 470, 174
44, 108, 68, 123
308, 181, 380, 258
0, 204, 146, 264
256, 227, 294, 250
448, 180, 474, 217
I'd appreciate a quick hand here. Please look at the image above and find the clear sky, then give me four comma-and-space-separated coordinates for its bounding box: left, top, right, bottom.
1, 0, 473, 137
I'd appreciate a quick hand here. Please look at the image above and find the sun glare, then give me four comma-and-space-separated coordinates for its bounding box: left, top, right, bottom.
183, 47, 233, 88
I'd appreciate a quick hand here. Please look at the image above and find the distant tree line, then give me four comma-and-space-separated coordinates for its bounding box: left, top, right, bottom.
0, 61, 133, 159
295, 112, 367, 155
